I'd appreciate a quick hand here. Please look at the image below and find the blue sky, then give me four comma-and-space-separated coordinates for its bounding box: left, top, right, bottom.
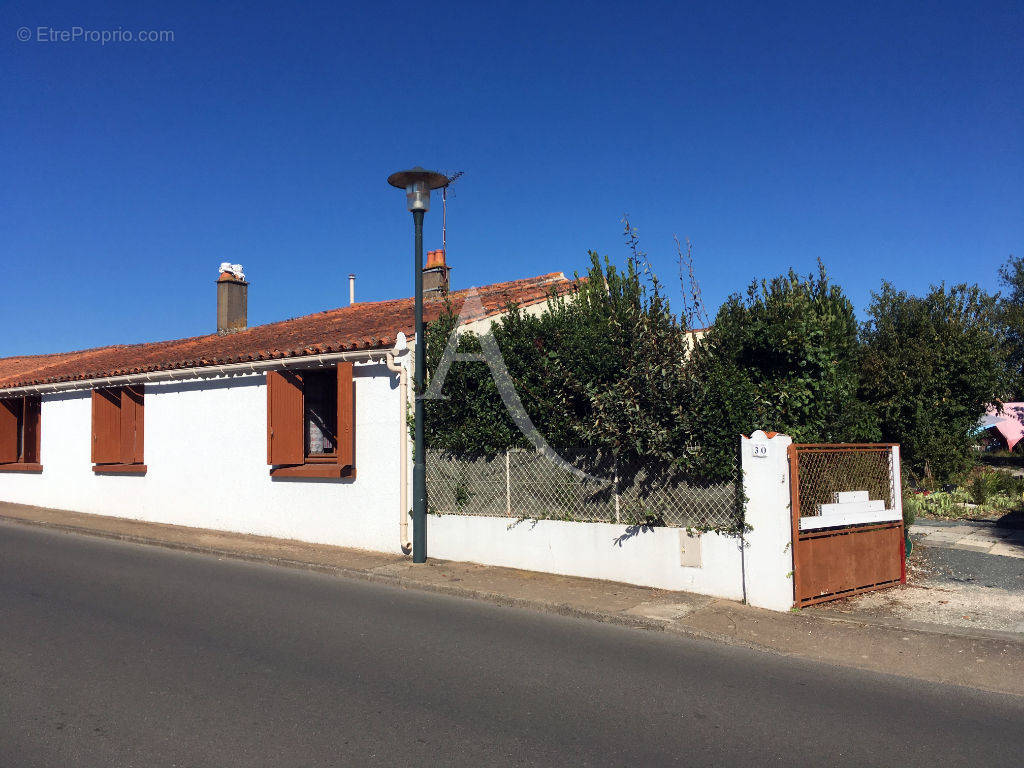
1, 0, 1020, 356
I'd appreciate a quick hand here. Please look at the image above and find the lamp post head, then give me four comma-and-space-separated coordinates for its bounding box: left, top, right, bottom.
387, 166, 449, 212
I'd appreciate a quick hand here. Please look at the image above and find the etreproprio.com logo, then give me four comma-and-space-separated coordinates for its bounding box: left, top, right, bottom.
17, 26, 175, 45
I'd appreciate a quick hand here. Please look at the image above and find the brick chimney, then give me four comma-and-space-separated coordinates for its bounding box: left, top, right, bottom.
216, 263, 248, 334
423, 249, 450, 296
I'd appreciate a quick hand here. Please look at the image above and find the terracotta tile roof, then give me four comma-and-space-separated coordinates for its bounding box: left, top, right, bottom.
0, 273, 574, 390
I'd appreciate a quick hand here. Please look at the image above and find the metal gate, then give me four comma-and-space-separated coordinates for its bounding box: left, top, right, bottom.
788, 443, 905, 607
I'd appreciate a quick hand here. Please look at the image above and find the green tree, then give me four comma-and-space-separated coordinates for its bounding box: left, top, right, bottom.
686, 263, 878, 470
423, 251, 703, 472
997, 255, 1024, 398
860, 282, 1004, 481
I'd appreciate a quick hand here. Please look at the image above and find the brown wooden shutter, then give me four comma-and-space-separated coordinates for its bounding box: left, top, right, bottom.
120, 385, 144, 464
91, 389, 121, 464
23, 396, 41, 464
337, 362, 355, 474
267, 370, 304, 465
0, 398, 18, 464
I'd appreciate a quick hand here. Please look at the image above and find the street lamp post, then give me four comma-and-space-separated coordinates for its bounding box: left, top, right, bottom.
388, 167, 449, 563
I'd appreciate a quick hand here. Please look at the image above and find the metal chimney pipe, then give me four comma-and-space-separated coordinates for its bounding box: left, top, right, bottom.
349, 274, 355, 305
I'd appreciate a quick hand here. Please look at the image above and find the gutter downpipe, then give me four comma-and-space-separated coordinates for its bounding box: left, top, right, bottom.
386, 347, 412, 553
0, 348, 388, 398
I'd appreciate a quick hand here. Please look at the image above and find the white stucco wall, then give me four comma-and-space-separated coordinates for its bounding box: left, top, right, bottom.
741, 431, 796, 611
0, 362, 408, 553
458, 297, 553, 337
429, 515, 746, 600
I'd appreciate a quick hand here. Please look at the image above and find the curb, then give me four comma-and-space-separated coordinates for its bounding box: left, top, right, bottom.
811, 610, 1024, 646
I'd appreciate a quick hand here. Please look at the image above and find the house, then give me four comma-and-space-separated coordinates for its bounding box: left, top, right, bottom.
0, 260, 820, 612
0, 255, 573, 553
684, 326, 710, 356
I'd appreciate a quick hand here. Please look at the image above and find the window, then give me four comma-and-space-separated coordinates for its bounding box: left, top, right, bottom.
267, 363, 355, 478
91, 385, 146, 474
304, 369, 338, 457
0, 395, 42, 472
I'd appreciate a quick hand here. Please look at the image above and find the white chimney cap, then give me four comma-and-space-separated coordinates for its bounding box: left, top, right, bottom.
219, 263, 245, 280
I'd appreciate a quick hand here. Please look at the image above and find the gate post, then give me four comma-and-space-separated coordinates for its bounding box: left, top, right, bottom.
741, 430, 795, 611
892, 444, 906, 584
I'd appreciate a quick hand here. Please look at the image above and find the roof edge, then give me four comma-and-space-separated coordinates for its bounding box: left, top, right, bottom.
0, 347, 403, 397
0, 272, 576, 391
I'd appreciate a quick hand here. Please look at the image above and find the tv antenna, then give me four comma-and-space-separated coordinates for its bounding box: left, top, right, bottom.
441, 171, 464, 251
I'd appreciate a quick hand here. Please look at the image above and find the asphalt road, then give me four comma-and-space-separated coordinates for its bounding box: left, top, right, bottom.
1, 522, 1021, 767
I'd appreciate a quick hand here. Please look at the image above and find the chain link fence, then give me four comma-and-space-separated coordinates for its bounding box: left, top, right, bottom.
426, 448, 741, 531
792, 445, 896, 517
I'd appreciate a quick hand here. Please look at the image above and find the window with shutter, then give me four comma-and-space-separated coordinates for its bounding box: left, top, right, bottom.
268, 362, 356, 479
0, 398, 18, 465
0, 395, 43, 472
267, 370, 304, 466
92, 386, 146, 474
121, 386, 145, 465
23, 397, 41, 465
92, 389, 120, 464
338, 362, 355, 475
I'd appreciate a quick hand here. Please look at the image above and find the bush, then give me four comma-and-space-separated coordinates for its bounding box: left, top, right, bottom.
860, 282, 1005, 482
969, 473, 1000, 505
423, 251, 711, 475
687, 262, 879, 457
902, 490, 919, 527
995, 470, 1024, 496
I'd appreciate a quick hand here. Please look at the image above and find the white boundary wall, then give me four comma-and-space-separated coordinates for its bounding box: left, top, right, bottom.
0, 364, 407, 553
430, 515, 746, 601
428, 431, 796, 609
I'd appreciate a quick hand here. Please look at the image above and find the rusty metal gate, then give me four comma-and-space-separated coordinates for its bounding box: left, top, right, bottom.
788, 443, 905, 607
